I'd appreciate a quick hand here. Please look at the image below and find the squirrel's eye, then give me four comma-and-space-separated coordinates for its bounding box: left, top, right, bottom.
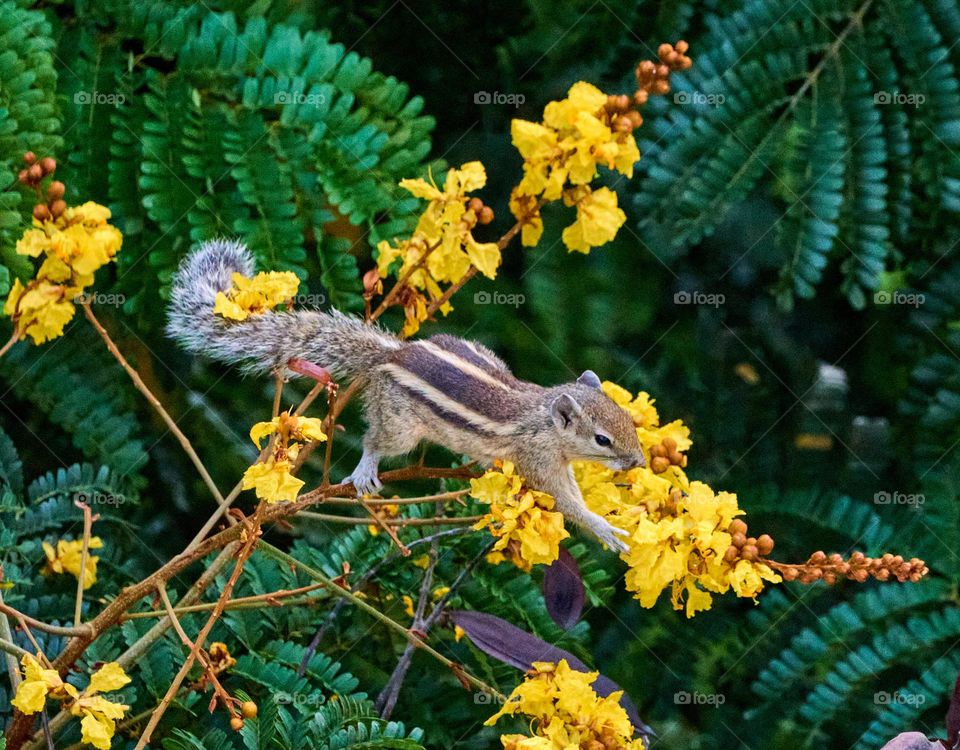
594, 434, 612, 447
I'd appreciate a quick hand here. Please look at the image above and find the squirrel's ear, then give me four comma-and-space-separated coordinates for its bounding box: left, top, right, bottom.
577, 370, 601, 389
550, 393, 582, 429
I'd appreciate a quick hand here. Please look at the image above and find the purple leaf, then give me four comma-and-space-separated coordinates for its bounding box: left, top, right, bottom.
946, 671, 960, 747
450, 609, 654, 739
543, 547, 585, 629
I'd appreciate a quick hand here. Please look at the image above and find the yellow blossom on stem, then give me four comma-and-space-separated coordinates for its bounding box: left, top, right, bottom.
377, 162, 501, 335
11, 654, 78, 713
3, 200, 122, 346
11, 654, 129, 750
212, 270, 300, 321
42, 536, 103, 589
485, 660, 643, 750
471, 461, 569, 571
509, 81, 640, 251
242, 411, 326, 504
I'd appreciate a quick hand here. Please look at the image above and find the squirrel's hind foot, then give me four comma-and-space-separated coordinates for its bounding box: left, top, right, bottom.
345, 450, 382, 497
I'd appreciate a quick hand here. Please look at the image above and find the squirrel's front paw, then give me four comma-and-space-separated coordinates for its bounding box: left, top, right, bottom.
592, 518, 630, 554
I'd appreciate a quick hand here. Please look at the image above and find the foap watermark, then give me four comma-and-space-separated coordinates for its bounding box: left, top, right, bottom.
874, 491, 924, 507
74, 291, 126, 307
474, 290, 525, 308
674, 290, 725, 307
291, 292, 327, 307
874, 91, 926, 108
274, 691, 326, 707
674, 90, 725, 106
873, 290, 924, 307
74, 90, 126, 107
474, 91, 525, 108
74, 490, 126, 507
274, 91, 326, 107
874, 691, 926, 706
674, 690, 725, 706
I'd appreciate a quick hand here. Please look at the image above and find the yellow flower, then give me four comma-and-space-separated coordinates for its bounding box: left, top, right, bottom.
471, 462, 569, 571
432, 586, 450, 600
560, 187, 626, 254
11, 655, 129, 750
242, 411, 326, 504
249, 413, 327, 448
3, 278, 76, 344
69, 662, 131, 750
242, 459, 304, 504
486, 660, 643, 750
379, 161, 502, 334
213, 270, 300, 321
42, 537, 103, 589
509, 81, 639, 251
601, 381, 659, 428
4, 200, 123, 347
402, 594, 415, 617
11, 654, 78, 713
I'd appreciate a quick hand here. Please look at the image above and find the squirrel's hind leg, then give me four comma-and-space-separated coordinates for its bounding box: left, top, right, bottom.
345, 371, 425, 496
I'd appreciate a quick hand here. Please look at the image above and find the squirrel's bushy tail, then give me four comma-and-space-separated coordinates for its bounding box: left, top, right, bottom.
166, 239, 401, 378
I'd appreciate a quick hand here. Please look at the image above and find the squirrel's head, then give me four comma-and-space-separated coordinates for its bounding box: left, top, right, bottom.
549, 371, 646, 470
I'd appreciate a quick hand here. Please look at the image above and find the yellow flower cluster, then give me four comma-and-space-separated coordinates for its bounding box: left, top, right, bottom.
577, 382, 781, 617
510, 82, 638, 252
42, 536, 103, 589
485, 660, 643, 750
3, 202, 122, 344
469, 383, 780, 615
470, 461, 569, 572
242, 411, 326, 503
11, 654, 130, 750
377, 162, 501, 336
212, 270, 300, 321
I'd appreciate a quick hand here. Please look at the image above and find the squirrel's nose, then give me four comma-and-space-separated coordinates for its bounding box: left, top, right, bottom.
633, 452, 646, 469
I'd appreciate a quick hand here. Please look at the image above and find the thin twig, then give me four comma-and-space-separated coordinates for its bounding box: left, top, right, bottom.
0, 330, 18, 359
376, 535, 439, 716
0, 602, 91, 638
134, 507, 265, 748
82, 303, 226, 506
0, 590, 23, 687
122, 583, 328, 620
259, 541, 503, 700
73, 501, 94, 627
298, 511, 481, 527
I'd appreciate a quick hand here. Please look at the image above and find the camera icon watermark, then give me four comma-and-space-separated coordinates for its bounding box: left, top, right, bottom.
473, 91, 525, 108
674, 91, 725, 106
873, 290, 924, 307
274, 91, 326, 107
874, 91, 925, 108
874, 491, 924, 507
674, 290, 725, 307
474, 690, 507, 705
74, 90, 126, 107
674, 690, 725, 706
874, 691, 925, 706
473, 290, 525, 308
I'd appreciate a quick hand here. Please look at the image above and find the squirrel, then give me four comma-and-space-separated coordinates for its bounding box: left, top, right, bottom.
166, 239, 645, 551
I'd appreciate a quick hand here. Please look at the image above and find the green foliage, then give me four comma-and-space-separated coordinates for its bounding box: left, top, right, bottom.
5, 1, 960, 749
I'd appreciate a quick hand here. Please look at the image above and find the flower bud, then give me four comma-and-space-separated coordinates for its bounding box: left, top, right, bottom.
50, 199, 67, 218
47, 181, 65, 200
33, 204, 51, 222
23, 151, 36, 165
28, 164, 43, 181
230, 717, 244, 731
478, 206, 494, 225
468, 197, 483, 213
39, 156, 56, 174
756, 534, 774, 555
241, 701, 258, 719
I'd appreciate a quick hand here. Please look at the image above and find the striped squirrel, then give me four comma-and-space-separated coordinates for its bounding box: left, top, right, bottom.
167, 239, 645, 551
